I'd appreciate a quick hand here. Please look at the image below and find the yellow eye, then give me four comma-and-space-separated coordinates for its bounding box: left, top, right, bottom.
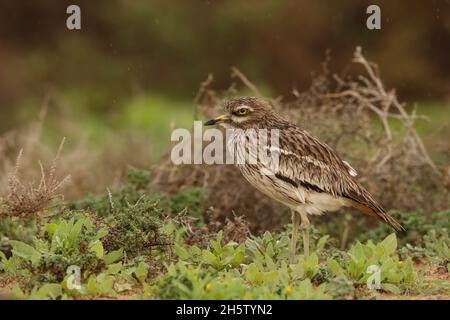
235, 108, 249, 116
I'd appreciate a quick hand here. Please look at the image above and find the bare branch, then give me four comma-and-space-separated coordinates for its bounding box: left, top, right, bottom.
231, 66, 262, 96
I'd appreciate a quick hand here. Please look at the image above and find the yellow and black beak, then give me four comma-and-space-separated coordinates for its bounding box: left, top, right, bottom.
204, 114, 230, 126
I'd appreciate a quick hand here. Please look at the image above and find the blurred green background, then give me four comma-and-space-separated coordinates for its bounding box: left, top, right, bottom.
0, 0, 449, 160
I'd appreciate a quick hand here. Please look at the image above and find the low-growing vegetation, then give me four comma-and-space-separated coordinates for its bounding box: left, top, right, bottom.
0, 166, 448, 300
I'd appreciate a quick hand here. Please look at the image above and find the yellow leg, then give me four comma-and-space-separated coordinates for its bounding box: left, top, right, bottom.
290, 211, 300, 264
299, 211, 310, 258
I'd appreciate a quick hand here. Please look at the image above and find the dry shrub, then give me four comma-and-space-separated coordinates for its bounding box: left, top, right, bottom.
0, 95, 151, 201
151, 47, 449, 233
0, 139, 70, 218
184, 212, 251, 247
151, 160, 287, 233
222, 214, 251, 244
282, 47, 447, 214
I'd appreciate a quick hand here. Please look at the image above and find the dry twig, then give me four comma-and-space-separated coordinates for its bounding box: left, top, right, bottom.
1, 138, 70, 218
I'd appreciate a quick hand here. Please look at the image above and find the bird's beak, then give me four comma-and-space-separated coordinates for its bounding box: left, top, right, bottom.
204, 114, 230, 126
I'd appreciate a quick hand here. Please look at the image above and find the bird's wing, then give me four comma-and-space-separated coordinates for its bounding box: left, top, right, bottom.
268, 127, 404, 231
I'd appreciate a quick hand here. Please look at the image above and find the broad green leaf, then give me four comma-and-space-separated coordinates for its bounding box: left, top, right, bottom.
9, 240, 35, 258
229, 246, 245, 267
381, 283, 401, 294
381, 257, 396, 274
115, 282, 132, 292
106, 262, 123, 275
353, 242, 365, 260
265, 255, 276, 271
9, 240, 41, 265
0, 251, 7, 263
90, 241, 104, 259
34, 284, 62, 300
327, 258, 344, 276
86, 275, 98, 296
305, 253, 319, 276
245, 263, 263, 285
375, 244, 385, 259
298, 279, 312, 294
104, 248, 123, 265
381, 234, 397, 255
94, 227, 109, 241
190, 245, 202, 256
45, 223, 58, 239
264, 271, 279, 287
316, 235, 329, 251
291, 262, 305, 279
68, 219, 84, 245
202, 250, 219, 268
134, 262, 149, 283
12, 285, 25, 299
97, 274, 115, 295
174, 244, 189, 260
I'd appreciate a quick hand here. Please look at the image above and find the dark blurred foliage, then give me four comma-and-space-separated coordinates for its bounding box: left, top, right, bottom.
0, 0, 449, 127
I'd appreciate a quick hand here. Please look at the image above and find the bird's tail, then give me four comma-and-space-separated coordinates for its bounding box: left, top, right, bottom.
347, 199, 405, 232
344, 185, 405, 232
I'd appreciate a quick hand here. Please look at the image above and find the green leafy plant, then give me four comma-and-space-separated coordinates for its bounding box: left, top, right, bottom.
149, 260, 332, 300
175, 231, 245, 271
326, 234, 417, 294
361, 210, 450, 246
4, 216, 122, 285
400, 228, 450, 265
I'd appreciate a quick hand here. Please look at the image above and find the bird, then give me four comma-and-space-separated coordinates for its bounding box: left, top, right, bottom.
204, 97, 405, 263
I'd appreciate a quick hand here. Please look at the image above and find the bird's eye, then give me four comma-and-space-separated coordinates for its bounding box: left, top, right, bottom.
234, 108, 249, 116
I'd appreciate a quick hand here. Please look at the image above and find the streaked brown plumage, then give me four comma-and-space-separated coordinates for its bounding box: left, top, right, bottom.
205, 97, 404, 262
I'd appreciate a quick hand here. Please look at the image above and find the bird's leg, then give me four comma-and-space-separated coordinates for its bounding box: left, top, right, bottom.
290, 210, 301, 264
299, 211, 310, 258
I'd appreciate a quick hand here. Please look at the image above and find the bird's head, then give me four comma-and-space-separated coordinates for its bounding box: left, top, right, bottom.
204, 97, 275, 129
